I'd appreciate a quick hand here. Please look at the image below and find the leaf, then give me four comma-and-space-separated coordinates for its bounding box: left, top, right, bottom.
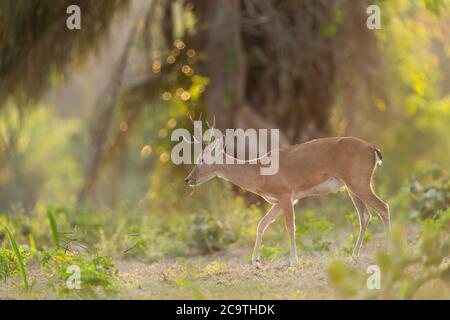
47, 208, 59, 247
5, 228, 29, 290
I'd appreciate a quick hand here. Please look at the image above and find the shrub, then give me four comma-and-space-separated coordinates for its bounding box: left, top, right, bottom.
1, 228, 31, 289
0, 247, 19, 281
39, 249, 120, 298
327, 224, 450, 299
296, 209, 334, 253
407, 165, 450, 219
184, 213, 237, 254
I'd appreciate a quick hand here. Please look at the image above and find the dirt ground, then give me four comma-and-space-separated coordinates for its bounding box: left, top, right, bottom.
1, 234, 388, 300
116, 247, 336, 299
114, 237, 387, 300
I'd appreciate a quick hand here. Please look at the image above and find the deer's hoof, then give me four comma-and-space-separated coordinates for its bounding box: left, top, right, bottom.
348, 255, 360, 267
290, 256, 299, 267
252, 258, 261, 269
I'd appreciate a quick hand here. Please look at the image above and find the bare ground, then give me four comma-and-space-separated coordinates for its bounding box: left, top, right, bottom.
113, 235, 386, 300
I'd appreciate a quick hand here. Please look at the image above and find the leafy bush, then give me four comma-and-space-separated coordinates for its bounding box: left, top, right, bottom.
0, 247, 30, 281
258, 245, 289, 262
184, 213, 237, 254
0, 228, 31, 289
296, 209, 334, 253
407, 165, 450, 219
0, 247, 20, 281
327, 224, 450, 299
420, 208, 450, 231
39, 249, 120, 298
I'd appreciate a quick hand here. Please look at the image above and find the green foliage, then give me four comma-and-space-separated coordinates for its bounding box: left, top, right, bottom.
258, 245, 289, 262
202, 261, 228, 276
0, 247, 20, 281
359, 0, 450, 193
39, 249, 120, 298
421, 0, 449, 16
0, 0, 129, 106
328, 224, 450, 299
47, 208, 59, 247
4, 227, 30, 289
296, 209, 334, 253
407, 165, 450, 219
420, 208, 450, 230
184, 213, 237, 254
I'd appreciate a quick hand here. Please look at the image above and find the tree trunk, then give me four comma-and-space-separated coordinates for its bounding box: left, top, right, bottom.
190, 0, 247, 130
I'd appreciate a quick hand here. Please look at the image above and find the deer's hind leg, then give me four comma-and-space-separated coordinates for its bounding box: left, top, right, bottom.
346, 182, 391, 245
280, 197, 298, 267
347, 189, 372, 258
361, 191, 391, 239
343, 155, 391, 244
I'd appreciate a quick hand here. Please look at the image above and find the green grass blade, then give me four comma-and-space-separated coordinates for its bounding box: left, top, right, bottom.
47, 209, 59, 247
5, 227, 29, 290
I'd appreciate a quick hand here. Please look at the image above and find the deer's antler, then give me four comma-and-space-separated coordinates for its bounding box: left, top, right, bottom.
205, 115, 216, 142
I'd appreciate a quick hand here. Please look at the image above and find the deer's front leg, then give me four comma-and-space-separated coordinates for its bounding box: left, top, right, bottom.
252, 204, 282, 268
281, 199, 298, 266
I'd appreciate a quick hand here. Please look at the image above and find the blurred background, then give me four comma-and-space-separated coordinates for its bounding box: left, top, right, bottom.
0, 0, 449, 299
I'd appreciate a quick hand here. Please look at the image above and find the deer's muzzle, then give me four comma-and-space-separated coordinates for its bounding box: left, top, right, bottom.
185, 177, 196, 186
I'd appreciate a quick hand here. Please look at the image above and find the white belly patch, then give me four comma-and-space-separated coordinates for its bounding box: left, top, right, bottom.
293, 177, 344, 200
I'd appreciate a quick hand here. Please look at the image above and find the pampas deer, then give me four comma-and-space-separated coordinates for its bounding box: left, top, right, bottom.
185, 130, 390, 268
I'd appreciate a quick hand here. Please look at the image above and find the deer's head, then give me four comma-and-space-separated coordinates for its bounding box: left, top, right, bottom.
185, 134, 224, 187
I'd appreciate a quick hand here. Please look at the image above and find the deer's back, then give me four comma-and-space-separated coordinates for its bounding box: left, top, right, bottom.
273, 137, 377, 190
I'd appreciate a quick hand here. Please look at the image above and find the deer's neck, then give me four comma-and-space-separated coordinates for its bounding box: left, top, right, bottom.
215, 162, 262, 192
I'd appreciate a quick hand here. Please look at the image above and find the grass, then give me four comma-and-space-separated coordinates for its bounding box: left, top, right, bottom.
47, 209, 59, 247
5, 227, 29, 290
